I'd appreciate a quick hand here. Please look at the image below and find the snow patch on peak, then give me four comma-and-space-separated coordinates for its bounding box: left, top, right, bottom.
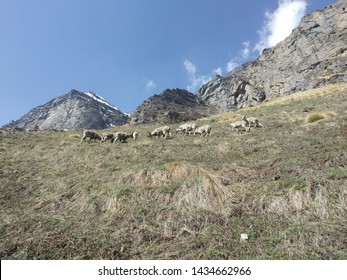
82, 91, 119, 111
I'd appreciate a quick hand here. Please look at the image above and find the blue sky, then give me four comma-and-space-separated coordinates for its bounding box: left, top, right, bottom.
0, 0, 335, 125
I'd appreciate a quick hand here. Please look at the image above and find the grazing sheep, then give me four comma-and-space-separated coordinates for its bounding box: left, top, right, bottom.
230, 123, 250, 133
247, 117, 263, 128
147, 126, 171, 139
242, 115, 250, 128
80, 130, 102, 143
194, 124, 212, 137
132, 131, 139, 140
113, 132, 134, 143
229, 120, 242, 131
101, 133, 115, 143
176, 123, 198, 134
230, 116, 251, 133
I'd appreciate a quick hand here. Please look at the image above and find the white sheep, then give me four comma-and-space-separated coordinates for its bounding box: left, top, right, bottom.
176, 123, 198, 134
147, 126, 171, 139
247, 117, 263, 128
230, 116, 250, 133
113, 132, 134, 143
132, 131, 139, 140
194, 124, 212, 137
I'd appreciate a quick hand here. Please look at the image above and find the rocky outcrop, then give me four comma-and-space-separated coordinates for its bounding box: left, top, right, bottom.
4, 90, 129, 130
131, 88, 217, 124
197, 1, 347, 111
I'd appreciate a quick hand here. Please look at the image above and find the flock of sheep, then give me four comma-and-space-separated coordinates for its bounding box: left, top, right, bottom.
80, 115, 262, 143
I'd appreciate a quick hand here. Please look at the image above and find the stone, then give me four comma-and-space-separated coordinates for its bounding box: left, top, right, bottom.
240, 233, 249, 242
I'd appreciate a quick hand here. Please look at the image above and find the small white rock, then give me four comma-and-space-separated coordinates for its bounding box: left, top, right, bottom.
240, 233, 249, 242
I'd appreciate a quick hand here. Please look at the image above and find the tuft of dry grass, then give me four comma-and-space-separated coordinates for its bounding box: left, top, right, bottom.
304, 111, 337, 124
306, 112, 326, 123
68, 133, 81, 140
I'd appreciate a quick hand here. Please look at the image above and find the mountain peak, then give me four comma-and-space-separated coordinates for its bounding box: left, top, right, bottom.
4, 90, 129, 130
131, 88, 217, 124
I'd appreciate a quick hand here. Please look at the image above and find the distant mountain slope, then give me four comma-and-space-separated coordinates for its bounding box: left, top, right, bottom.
197, 1, 347, 111
130, 88, 217, 124
4, 90, 129, 130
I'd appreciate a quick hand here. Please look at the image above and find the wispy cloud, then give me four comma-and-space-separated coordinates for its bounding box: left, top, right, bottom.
241, 41, 250, 59
142, 78, 156, 89
226, 41, 251, 72
226, 59, 238, 72
184, 60, 212, 92
254, 0, 307, 53
212, 67, 222, 76
145, 79, 156, 89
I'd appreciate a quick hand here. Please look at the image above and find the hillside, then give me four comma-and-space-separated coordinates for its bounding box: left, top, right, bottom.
0, 83, 346, 259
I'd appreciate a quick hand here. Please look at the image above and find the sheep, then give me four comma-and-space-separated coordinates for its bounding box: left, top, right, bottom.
176, 123, 198, 135
80, 130, 102, 143
230, 120, 250, 132
132, 131, 139, 140
113, 132, 134, 143
101, 133, 115, 143
247, 117, 263, 128
194, 124, 212, 137
147, 126, 171, 139
230, 116, 251, 133
242, 115, 250, 128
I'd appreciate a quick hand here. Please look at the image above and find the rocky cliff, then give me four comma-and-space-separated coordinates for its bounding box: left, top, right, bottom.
131, 88, 217, 124
197, 1, 347, 111
4, 90, 129, 130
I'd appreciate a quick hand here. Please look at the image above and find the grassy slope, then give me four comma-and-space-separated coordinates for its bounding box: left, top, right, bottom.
1, 83, 346, 259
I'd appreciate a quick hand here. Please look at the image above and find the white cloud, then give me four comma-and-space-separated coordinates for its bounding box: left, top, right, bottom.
142, 78, 156, 89
226, 59, 238, 72
254, 0, 307, 54
225, 41, 251, 73
184, 60, 214, 92
241, 41, 250, 59
145, 79, 156, 89
184, 60, 196, 76
212, 67, 223, 76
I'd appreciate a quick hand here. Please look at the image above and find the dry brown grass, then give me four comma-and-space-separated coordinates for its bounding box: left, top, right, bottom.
68, 133, 81, 140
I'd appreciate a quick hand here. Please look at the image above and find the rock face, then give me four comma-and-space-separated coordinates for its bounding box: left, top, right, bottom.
4, 90, 129, 130
131, 88, 217, 124
197, 1, 347, 111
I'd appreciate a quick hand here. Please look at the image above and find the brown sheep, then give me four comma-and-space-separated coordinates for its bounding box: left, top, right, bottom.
80, 130, 102, 143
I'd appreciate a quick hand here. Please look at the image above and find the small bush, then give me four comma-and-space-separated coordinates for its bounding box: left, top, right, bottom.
306, 112, 325, 123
